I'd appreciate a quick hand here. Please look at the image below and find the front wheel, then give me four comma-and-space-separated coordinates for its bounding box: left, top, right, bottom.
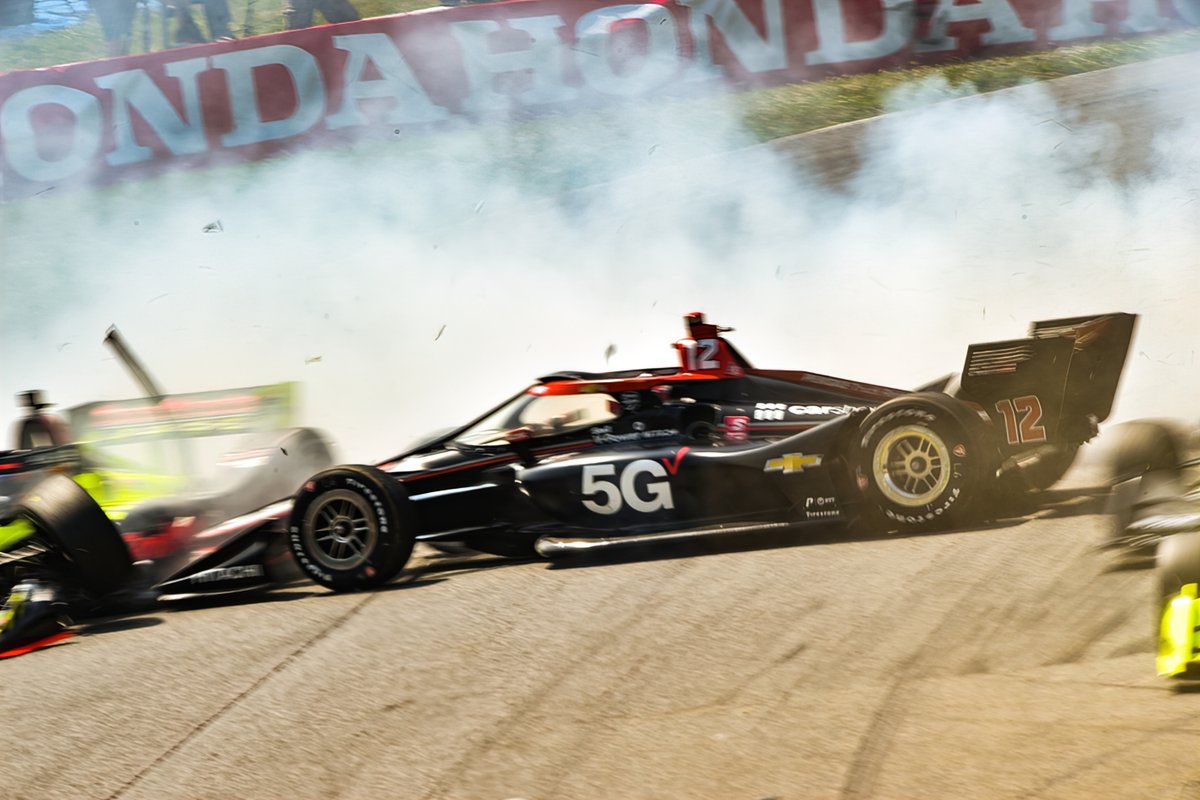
287, 466, 415, 592
20, 475, 133, 595
856, 395, 987, 531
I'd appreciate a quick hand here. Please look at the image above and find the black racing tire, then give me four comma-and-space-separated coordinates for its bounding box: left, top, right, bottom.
287, 465, 415, 592
1108, 421, 1184, 483
855, 393, 989, 531
20, 474, 133, 595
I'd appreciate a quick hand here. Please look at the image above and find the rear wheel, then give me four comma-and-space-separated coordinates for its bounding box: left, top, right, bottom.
20, 475, 133, 595
856, 395, 988, 531
287, 466, 415, 592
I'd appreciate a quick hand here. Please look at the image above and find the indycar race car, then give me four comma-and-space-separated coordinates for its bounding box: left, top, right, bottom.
1, 311, 1136, 652
1102, 421, 1200, 678
0, 332, 335, 655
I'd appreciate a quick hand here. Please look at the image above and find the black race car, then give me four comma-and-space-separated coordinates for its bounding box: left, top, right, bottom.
2, 311, 1136, 647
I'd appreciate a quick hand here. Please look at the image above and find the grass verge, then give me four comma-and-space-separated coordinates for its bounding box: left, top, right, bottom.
734, 29, 1200, 141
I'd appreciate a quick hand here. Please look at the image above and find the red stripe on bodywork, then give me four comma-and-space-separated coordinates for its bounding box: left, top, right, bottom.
396, 455, 517, 482
532, 373, 721, 396
0, 630, 74, 659
397, 441, 596, 483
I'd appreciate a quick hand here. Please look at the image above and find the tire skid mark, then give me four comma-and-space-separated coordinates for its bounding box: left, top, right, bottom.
1016, 709, 1200, 799
683, 594, 826, 712
835, 518, 1148, 799
104, 594, 379, 800
422, 554, 774, 797
417, 558, 698, 800
838, 678, 909, 800
836, 534, 1061, 800
542, 566, 782, 798
837, 643, 944, 800
1009, 532, 1153, 669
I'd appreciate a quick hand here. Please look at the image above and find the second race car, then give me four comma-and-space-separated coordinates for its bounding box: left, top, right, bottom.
0, 331, 336, 655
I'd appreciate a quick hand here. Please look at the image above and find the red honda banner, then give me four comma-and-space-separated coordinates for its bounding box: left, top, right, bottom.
0, 0, 1194, 200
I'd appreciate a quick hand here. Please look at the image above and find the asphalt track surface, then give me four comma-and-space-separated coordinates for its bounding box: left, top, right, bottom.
7, 55, 1200, 800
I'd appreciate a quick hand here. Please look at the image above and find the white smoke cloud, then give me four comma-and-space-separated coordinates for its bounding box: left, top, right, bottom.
2, 54, 1199, 462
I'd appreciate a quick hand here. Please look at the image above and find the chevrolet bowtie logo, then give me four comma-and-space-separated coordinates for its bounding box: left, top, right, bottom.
764, 453, 822, 474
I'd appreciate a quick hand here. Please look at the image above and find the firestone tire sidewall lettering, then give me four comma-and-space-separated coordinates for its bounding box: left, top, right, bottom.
858, 404, 978, 530
287, 468, 411, 592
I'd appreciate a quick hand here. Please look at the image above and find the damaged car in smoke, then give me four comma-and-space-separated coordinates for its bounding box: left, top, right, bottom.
0, 330, 334, 657
1, 311, 1135, 654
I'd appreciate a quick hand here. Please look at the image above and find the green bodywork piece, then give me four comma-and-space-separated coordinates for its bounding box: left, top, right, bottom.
0, 469, 182, 550
0, 517, 34, 552
0, 381, 297, 554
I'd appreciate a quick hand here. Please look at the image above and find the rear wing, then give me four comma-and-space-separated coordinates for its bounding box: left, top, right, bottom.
1028, 313, 1137, 426
958, 313, 1136, 447
68, 383, 297, 446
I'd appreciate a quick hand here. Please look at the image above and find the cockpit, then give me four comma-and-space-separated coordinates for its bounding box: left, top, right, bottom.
454, 391, 620, 448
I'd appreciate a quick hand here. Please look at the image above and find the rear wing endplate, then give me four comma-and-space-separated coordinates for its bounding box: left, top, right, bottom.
959, 313, 1136, 446
1027, 313, 1137, 427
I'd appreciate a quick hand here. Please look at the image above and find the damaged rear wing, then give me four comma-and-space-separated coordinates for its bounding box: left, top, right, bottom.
958, 313, 1136, 447
68, 383, 297, 446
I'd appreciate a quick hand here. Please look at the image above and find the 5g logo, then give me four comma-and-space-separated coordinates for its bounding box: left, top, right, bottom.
581, 460, 675, 515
